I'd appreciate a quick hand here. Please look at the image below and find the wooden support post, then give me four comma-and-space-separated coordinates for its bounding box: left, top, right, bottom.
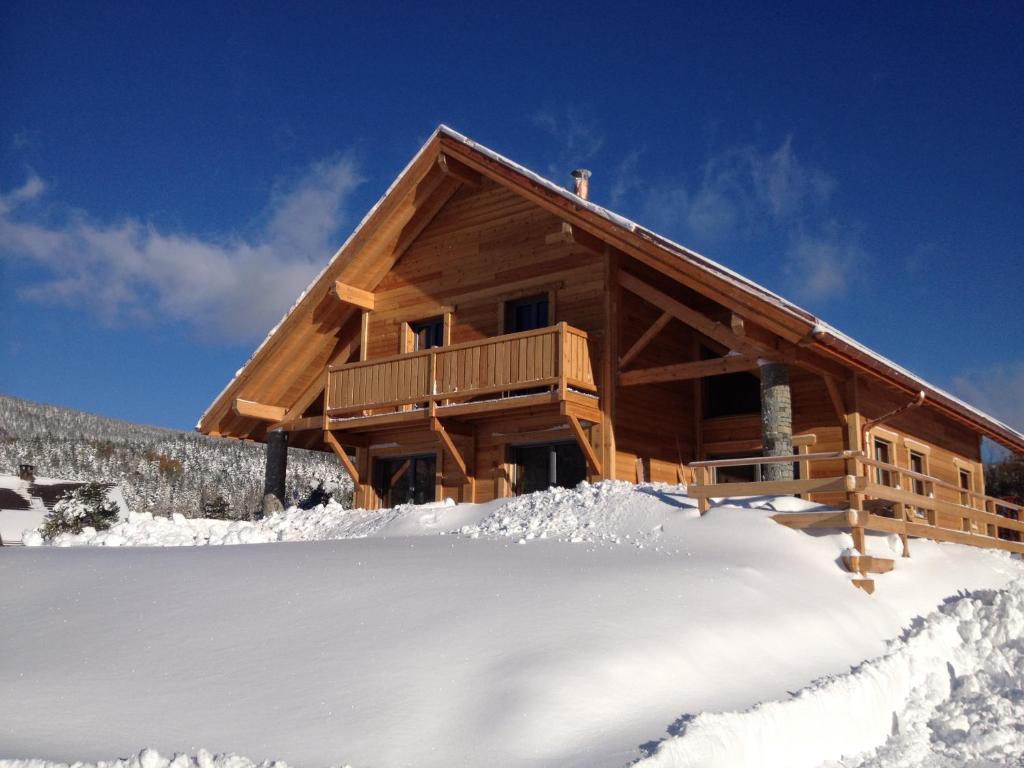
851, 524, 866, 555
759, 361, 793, 481
431, 418, 470, 478
696, 465, 710, 515
324, 431, 360, 486
263, 429, 288, 516
844, 376, 865, 512
566, 413, 602, 477
598, 248, 618, 482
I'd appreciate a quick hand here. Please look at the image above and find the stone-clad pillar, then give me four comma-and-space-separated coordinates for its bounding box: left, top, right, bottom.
760, 362, 793, 481
263, 429, 288, 515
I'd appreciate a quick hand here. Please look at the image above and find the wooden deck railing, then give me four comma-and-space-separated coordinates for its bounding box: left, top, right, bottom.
325, 322, 596, 416
689, 451, 1024, 555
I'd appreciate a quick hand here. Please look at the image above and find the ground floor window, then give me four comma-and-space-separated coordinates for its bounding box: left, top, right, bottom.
373, 454, 437, 506
873, 438, 894, 486
509, 441, 586, 495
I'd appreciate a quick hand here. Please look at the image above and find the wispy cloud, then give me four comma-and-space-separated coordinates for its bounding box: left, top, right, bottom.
531, 106, 605, 182
951, 361, 1024, 433
634, 136, 861, 302
0, 156, 362, 343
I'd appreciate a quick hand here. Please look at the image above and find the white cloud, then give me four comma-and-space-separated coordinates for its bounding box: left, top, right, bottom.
0, 156, 362, 343
951, 362, 1024, 434
632, 137, 858, 302
531, 107, 605, 182
783, 233, 864, 302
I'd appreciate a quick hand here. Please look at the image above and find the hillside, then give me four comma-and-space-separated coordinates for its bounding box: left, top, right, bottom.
0, 395, 351, 519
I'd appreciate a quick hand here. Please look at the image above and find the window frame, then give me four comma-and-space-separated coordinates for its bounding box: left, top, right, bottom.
499, 291, 555, 335
873, 436, 895, 486
401, 311, 452, 353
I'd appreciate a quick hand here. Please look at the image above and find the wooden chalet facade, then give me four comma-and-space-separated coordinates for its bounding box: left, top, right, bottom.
198, 126, 1024, 555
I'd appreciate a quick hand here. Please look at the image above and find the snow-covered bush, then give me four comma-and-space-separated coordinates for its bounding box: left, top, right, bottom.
41, 482, 119, 538
298, 480, 333, 510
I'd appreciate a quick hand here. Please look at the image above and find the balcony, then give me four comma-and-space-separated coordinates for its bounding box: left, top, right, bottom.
325, 323, 598, 426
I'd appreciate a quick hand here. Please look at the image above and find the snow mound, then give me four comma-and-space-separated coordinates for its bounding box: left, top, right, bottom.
23, 498, 459, 547
637, 580, 1024, 768
0, 748, 349, 768
458, 481, 698, 544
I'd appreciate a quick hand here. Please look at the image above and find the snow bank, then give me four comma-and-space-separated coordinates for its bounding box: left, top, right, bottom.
23, 481, 702, 547
3, 483, 1022, 767
638, 581, 1024, 768
0, 748, 349, 768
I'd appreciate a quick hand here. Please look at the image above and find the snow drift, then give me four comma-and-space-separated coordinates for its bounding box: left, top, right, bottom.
2, 482, 1022, 768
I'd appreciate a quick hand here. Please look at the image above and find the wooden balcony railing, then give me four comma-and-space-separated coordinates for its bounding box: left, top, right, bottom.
688, 451, 1024, 555
325, 322, 596, 416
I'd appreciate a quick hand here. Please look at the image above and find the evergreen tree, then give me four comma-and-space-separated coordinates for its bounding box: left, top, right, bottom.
201, 493, 232, 520
41, 483, 120, 538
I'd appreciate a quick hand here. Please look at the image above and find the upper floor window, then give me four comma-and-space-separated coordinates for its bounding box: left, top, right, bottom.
505, 295, 550, 333
411, 317, 444, 351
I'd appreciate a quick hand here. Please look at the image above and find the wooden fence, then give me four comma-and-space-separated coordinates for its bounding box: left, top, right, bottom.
689, 451, 1024, 555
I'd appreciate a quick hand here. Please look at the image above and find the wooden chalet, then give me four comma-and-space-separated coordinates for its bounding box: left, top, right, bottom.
198, 126, 1024, 561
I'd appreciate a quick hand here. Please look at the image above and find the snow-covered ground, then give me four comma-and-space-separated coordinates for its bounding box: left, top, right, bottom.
2, 482, 1022, 767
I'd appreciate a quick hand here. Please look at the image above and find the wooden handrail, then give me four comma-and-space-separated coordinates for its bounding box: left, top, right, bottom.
328, 323, 588, 372
690, 451, 849, 469
690, 450, 1023, 536
326, 323, 595, 415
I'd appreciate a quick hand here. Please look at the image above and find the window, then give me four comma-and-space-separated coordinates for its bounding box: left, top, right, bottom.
908, 451, 926, 494
374, 455, 437, 506
874, 438, 894, 486
509, 442, 586, 495
959, 469, 973, 508
908, 450, 929, 517
706, 453, 758, 484
410, 317, 444, 351
704, 372, 761, 418
504, 295, 550, 333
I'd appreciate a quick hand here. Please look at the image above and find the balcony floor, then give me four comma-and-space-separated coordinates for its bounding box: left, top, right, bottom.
326, 388, 600, 433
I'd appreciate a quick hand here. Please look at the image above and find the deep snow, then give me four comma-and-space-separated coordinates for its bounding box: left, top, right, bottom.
2, 482, 1022, 767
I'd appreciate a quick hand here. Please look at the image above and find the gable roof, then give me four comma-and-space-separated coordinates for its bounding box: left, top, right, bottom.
198, 126, 1024, 453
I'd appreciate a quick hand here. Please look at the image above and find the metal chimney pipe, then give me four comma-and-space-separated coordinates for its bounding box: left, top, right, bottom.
571, 168, 592, 200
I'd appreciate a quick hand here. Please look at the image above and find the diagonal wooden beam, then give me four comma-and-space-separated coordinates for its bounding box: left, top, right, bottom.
331, 281, 375, 311
566, 414, 602, 476
389, 459, 411, 487
619, 354, 760, 387
617, 271, 755, 354
619, 311, 672, 369
437, 153, 482, 188
283, 370, 328, 422
324, 430, 360, 485
233, 399, 287, 422
431, 417, 470, 478
823, 374, 849, 427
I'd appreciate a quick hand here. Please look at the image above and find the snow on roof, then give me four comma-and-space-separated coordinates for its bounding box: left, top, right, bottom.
202, 125, 1023, 447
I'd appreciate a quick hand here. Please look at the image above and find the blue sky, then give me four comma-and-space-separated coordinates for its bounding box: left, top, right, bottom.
1, 1, 1022, 433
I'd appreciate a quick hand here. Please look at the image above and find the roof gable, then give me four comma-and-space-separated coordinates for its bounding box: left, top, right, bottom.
198, 126, 1024, 452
